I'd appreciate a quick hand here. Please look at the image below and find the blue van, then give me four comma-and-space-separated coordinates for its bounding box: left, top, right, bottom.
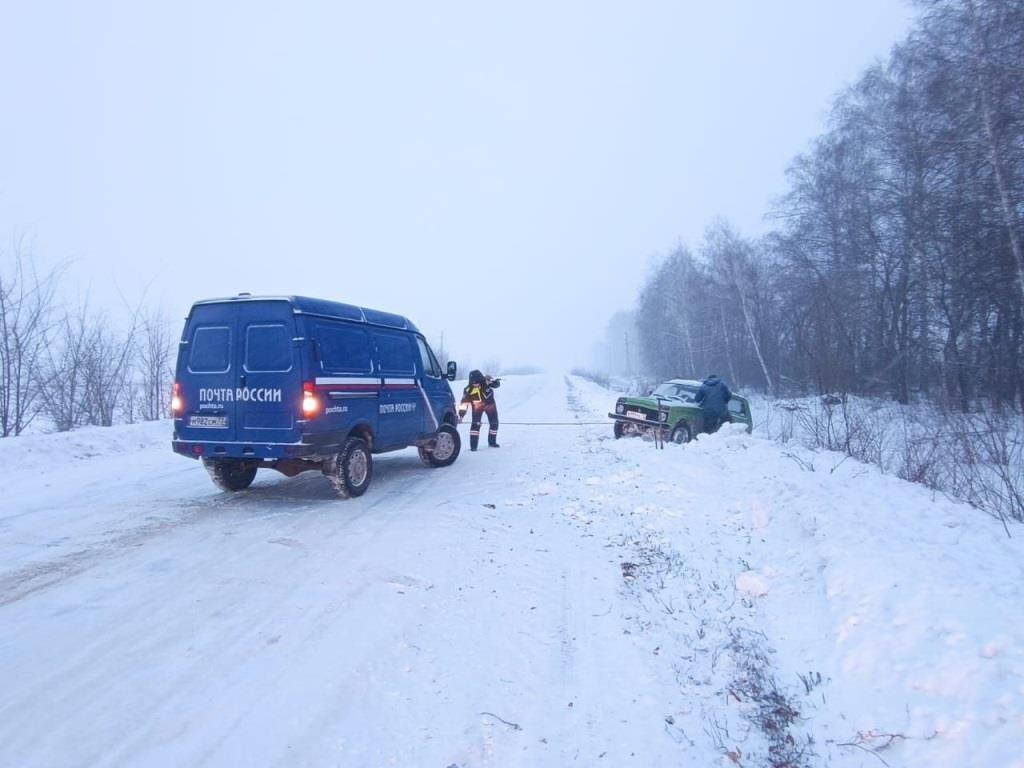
171, 295, 461, 498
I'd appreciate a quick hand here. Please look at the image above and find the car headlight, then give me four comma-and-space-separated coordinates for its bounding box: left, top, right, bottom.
660, 411, 669, 422
616, 403, 625, 414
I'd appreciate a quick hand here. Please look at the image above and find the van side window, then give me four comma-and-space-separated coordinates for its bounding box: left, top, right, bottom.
374, 331, 415, 376
728, 399, 744, 415
317, 323, 372, 374
416, 337, 441, 377
245, 324, 292, 372
189, 326, 231, 373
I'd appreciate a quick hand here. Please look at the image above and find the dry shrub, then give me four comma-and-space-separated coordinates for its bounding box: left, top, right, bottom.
762, 394, 1023, 529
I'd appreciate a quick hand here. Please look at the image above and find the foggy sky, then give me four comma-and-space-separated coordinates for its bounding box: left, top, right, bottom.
0, 1, 912, 370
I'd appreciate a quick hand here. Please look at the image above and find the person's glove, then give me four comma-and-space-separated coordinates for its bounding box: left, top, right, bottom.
458, 405, 468, 422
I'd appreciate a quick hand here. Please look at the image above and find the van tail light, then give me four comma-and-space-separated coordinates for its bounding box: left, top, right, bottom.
302, 382, 321, 418
171, 382, 184, 415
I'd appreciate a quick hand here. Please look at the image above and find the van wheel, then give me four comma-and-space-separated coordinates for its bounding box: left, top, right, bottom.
419, 424, 461, 468
324, 437, 373, 499
203, 459, 258, 491
670, 423, 691, 445
613, 421, 625, 439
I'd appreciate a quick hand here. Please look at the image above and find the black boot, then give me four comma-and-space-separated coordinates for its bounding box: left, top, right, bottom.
489, 436, 499, 448
470, 434, 479, 452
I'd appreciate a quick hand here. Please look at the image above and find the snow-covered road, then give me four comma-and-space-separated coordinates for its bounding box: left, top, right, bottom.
2, 375, 1022, 767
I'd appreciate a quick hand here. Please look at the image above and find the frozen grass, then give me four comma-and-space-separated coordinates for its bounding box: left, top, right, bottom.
752, 394, 1024, 529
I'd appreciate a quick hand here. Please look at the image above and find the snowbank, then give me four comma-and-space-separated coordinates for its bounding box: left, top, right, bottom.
577, 379, 1024, 766
0, 420, 171, 472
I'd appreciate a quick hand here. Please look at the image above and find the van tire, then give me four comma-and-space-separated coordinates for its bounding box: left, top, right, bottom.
418, 424, 461, 468
325, 437, 373, 499
204, 459, 258, 492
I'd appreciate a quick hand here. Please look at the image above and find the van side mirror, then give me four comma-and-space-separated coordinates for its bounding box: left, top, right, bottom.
447, 361, 458, 381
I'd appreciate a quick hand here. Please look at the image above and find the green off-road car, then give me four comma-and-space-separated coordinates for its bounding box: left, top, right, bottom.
608, 379, 753, 444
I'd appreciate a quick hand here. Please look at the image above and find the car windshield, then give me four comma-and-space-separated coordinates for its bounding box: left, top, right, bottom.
652, 383, 696, 401
677, 385, 697, 402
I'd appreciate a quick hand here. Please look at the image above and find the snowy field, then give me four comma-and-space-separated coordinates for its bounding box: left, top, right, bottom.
1, 374, 1022, 767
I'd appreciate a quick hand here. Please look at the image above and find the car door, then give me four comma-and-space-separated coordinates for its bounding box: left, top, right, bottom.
727, 397, 751, 428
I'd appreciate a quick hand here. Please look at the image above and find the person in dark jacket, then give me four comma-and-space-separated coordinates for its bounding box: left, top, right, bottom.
460, 370, 501, 451
694, 374, 732, 434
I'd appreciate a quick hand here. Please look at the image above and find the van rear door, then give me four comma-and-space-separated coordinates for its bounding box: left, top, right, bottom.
177, 300, 302, 448
177, 303, 240, 443
235, 301, 302, 446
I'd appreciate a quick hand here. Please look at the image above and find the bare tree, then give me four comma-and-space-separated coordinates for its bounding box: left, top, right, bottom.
626, 0, 1024, 527
38, 302, 92, 432
0, 241, 59, 436
138, 308, 175, 420
705, 222, 777, 395
80, 311, 139, 427
963, 0, 1024, 310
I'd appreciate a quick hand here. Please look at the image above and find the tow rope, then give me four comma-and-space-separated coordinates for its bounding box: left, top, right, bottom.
459, 421, 610, 426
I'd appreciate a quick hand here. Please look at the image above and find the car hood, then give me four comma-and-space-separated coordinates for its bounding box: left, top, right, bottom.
620, 396, 695, 410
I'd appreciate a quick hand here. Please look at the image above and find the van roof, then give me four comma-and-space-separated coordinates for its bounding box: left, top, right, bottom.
191, 295, 420, 333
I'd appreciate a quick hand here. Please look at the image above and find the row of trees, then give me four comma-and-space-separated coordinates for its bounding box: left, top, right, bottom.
0, 246, 175, 437
638, 0, 1024, 409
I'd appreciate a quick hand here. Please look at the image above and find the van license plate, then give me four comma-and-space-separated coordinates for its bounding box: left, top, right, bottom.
626, 410, 648, 420
189, 415, 228, 429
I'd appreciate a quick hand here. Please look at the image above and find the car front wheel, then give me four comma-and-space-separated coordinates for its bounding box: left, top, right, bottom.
670, 423, 691, 445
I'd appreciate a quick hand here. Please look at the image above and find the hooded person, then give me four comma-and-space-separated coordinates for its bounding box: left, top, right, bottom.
694, 374, 732, 434
459, 370, 501, 451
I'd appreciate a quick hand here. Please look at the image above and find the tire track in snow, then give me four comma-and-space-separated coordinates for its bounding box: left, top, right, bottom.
0, 510, 207, 607
0, 445, 469, 767
0, 452, 442, 607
